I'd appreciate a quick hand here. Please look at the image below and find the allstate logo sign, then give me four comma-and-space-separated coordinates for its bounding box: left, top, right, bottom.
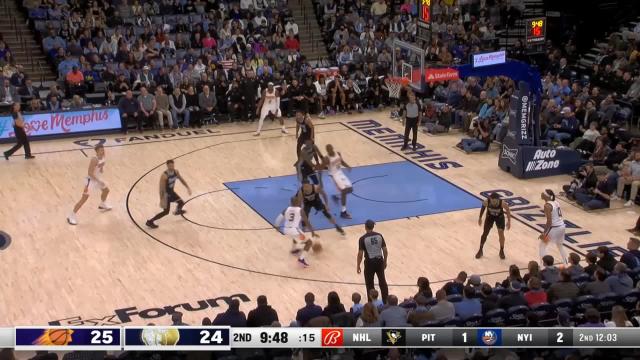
501, 145, 518, 165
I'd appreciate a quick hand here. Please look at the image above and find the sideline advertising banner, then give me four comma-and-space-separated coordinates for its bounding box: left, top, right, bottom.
0, 107, 121, 142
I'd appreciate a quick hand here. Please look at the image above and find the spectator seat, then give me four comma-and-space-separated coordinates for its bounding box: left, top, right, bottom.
573, 295, 598, 314
443, 317, 462, 327
597, 292, 621, 313
620, 289, 640, 309
483, 308, 507, 327
446, 294, 462, 303
531, 302, 556, 320
553, 299, 573, 314
462, 314, 483, 327
506, 305, 529, 326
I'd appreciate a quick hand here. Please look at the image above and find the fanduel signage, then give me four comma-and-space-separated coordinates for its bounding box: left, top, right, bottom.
0, 107, 121, 142
472, 50, 506, 68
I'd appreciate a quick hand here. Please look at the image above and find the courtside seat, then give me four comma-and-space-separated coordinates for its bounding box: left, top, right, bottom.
553, 299, 573, 314
597, 292, 621, 313
620, 289, 640, 309
419, 320, 443, 327
462, 314, 484, 327
573, 295, 598, 315
443, 317, 462, 327
483, 308, 507, 327
492, 287, 507, 297
531, 302, 556, 320
507, 305, 529, 326
574, 273, 591, 287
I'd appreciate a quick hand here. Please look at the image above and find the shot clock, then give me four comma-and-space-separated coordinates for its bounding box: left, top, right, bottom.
526, 17, 546, 44
417, 0, 431, 29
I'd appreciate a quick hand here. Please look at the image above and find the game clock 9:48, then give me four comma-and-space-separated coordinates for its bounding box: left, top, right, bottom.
260, 331, 288, 344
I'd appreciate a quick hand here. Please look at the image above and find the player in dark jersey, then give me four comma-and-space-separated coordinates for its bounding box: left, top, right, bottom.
297, 181, 345, 235
476, 192, 512, 259
295, 110, 315, 155
296, 138, 323, 184
146, 159, 192, 229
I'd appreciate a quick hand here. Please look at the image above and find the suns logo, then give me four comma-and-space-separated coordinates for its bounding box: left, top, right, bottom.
33, 329, 74, 346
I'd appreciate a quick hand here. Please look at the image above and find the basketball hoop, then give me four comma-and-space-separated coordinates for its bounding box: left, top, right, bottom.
385, 77, 409, 99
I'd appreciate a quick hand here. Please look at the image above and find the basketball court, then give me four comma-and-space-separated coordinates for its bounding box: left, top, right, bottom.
0, 113, 636, 327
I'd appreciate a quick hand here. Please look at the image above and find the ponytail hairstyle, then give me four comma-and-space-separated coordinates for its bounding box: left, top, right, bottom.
545, 189, 555, 201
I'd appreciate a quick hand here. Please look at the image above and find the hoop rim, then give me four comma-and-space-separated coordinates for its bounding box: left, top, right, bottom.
387, 76, 411, 86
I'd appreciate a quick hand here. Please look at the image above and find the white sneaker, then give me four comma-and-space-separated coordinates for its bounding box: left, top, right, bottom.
610, 194, 620, 201
281, 127, 288, 134
98, 202, 112, 210
67, 213, 77, 225
253, 132, 261, 136
625, 200, 634, 207
319, 111, 325, 119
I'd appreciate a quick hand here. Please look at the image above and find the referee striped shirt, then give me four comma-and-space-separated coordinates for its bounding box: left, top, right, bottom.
358, 231, 386, 260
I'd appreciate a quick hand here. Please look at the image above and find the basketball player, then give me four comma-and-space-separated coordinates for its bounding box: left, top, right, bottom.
255, 82, 286, 136
540, 189, 568, 265
67, 144, 111, 225
146, 159, 192, 229
475, 192, 511, 259
295, 111, 314, 155
324, 144, 353, 219
275, 196, 318, 267
297, 180, 345, 235
296, 138, 324, 184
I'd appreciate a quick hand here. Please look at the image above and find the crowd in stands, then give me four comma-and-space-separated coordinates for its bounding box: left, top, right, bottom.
0, 0, 635, 149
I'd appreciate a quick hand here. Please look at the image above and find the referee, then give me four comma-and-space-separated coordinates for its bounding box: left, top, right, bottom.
357, 219, 389, 303
401, 92, 421, 151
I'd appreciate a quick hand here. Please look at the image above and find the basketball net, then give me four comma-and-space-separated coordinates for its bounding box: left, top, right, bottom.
385, 77, 409, 99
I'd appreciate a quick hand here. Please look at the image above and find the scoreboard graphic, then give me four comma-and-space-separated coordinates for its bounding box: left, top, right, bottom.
3, 327, 640, 350
417, 0, 431, 29
526, 17, 546, 44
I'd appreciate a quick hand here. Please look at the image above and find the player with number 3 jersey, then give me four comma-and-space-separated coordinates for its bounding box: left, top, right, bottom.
275, 196, 317, 267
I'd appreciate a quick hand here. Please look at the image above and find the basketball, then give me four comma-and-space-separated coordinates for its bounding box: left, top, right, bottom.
312, 241, 323, 252
48, 329, 73, 345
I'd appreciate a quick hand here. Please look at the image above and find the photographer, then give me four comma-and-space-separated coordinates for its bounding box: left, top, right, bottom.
456, 118, 490, 153
574, 172, 616, 210
563, 163, 598, 200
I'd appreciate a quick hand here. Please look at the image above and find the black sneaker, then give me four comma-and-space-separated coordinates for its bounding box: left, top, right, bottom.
146, 220, 159, 229
3, 152, 8, 160
336, 226, 345, 235
174, 209, 187, 215
25, 155, 35, 159
400, 145, 408, 151
475, 249, 483, 259
340, 211, 352, 219
499, 249, 505, 259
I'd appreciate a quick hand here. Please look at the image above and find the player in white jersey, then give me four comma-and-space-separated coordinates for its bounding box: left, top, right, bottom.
275, 196, 318, 267
539, 189, 568, 265
323, 144, 353, 219
67, 144, 112, 225
255, 82, 286, 136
